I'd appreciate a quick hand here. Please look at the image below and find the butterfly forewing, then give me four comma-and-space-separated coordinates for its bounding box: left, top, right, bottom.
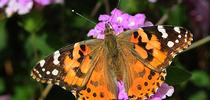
118, 25, 193, 72
31, 39, 102, 91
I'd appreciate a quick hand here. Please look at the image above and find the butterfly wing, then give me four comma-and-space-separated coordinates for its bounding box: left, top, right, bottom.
116, 41, 166, 100
117, 25, 193, 99
118, 25, 193, 71
31, 39, 103, 92
76, 47, 117, 99
31, 39, 118, 99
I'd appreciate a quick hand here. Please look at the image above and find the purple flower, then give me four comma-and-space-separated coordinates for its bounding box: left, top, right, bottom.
17, 0, 33, 15
52, 0, 64, 4
110, 9, 129, 26
1, 0, 64, 17
116, 82, 174, 100
149, 83, 174, 100
117, 81, 128, 100
0, 94, 10, 100
148, 0, 157, 3
34, 0, 51, 6
5, 0, 33, 17
126, 13, 146, 29
87, 22, 105, 39
34, 0, 64, 6
0, 0, 8, 8
87, 8, 147, 39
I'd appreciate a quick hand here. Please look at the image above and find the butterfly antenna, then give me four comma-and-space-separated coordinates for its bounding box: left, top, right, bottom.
116, 0, 121, 9
71, 9, 96, 25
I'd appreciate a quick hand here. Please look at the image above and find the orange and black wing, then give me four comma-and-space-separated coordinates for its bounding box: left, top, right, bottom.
31, 39, 102, 93
76, 47, 118, 99
117, 25, 193, 99
118, 25, 193, 71
31, 39, 118, 99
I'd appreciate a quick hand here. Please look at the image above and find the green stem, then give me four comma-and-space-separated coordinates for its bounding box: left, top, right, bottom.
184, 36, 210, 52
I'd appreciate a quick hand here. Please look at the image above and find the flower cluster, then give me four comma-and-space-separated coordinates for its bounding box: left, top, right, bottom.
88, 8, 174, 100
87, 8, 153, 39
0, 0, 63, 17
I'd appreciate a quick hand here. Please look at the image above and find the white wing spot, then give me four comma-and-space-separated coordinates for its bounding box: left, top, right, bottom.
39, 60, 45, 67
42, 68, 45, 72
53, 50, 60, 65
174, 27, 181, 33
158, 25, 168, 39
38, 74, 42, 78
46, 71, 50, 75
52, 69, 59, 76
175, 39, 179, 43
167, 41, 174, 47
178, 35, 181, 38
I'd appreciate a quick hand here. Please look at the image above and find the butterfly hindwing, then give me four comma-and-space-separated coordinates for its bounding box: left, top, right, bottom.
31, 39, 102, 91
117, 40, 166, 99
127, 61, 166, 99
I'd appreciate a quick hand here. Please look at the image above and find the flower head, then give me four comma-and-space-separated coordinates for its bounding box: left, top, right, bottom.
0, 0, 64, 17
3, 0, 34, 17
87, 8, 149, 39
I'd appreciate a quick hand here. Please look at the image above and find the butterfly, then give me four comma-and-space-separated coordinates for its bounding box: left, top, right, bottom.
31, 23, 193, 100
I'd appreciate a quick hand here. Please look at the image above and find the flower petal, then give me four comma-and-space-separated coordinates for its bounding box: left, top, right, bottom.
17, 0, 33, 15
117, 81, 128, 100
35, 0, 51, 6
111, 8, 123, 16
99, 14, 110, 21
150, 83, 174, 99
0, 0, 8, 8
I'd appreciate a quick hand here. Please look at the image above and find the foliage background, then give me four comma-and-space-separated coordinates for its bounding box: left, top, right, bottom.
0, 0, 210, 100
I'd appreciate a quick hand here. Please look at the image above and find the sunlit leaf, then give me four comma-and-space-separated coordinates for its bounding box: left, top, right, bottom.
11, 85, 34, 100
26, 34, 54, 56
120, 0, 143, 12
188, 91, 207, 100
191, 70, 210, 87
19, 12, 44, 33
168, 5, 187, 25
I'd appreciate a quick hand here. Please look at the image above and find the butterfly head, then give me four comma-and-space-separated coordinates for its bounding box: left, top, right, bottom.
104, 23, 115, 35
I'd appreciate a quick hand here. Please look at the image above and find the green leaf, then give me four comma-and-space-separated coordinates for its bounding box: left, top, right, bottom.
0, 20, 7, 51
166, 66, 191, 85
19, 12, 44, 33
188, 91, 207, 100
25, 34, 54, 59
168, 5, 187, 25
11, 85, 34, 100
120, 0, 139, 13
190, 70, 210, 87
0, 78, 5, 93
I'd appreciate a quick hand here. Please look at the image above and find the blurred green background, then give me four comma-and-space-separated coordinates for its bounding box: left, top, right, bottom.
0, 0, 210, 100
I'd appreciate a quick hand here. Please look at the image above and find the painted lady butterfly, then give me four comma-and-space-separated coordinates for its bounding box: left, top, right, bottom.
31, 23, 193, 99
